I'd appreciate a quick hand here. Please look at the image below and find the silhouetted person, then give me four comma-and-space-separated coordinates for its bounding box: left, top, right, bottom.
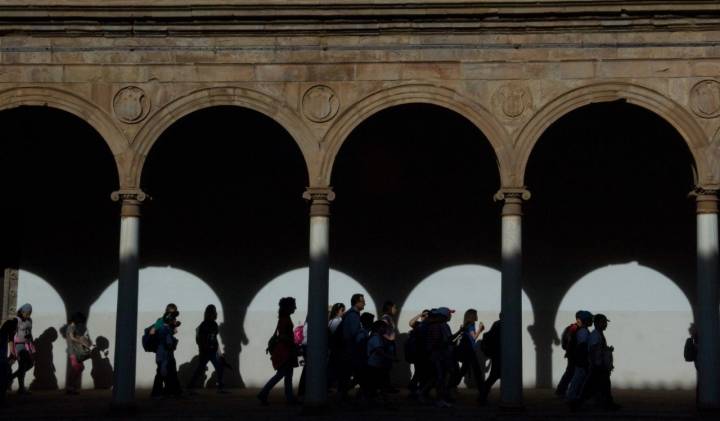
89, 336, 113, 389
10, 303, 34, 394
406, 310, 430, 399
684, 323, 699, 403
421, 307, 454, 408
188, 304, 226, 393
30, 326, 59, 391
151, 303, 182, 398
566, 310, 593, 410
478, 318, 501, 405
366, 320, 396, 406
581, 314, 620, 411
63, 312, 92, 395
257, 297, 298, 405
1, 318, 18, 407
556, 311, 583, 397
379, 301, 398, 393
327, 302, 345, 389
337, 293, 366, 400
449, 309, 484, 395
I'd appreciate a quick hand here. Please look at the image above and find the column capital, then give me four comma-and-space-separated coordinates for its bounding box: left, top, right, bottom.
303, 187, 335, 217
111, 189, 148, 217
494, 187, 531, 217
691, 187, 719, 214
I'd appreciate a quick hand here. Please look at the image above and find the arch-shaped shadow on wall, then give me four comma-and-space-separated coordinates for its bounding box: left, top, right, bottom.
398, 264, 535, 387
553, 262, 694, 390
15, 269, 66, 391
87, 266, 225, 389
241, 268, 377, 387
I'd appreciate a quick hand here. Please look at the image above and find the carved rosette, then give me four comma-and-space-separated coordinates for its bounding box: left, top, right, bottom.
113, 86, 151, 124
494, 188, 531, 216
302, 85, 340, 123
492, 84, 533, 119
303, 187, 336, 217
690, 80, 720, 119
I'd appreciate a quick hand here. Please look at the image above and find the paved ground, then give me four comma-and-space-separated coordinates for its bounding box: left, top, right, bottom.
0, 388, 713, 420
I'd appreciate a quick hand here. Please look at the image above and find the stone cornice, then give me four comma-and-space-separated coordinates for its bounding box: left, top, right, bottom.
1, 1, 719, 36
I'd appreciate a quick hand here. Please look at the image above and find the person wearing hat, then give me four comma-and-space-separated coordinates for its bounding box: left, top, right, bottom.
566, 310, 593, 409
582, 314, 620, 411
421, 307, 455, 408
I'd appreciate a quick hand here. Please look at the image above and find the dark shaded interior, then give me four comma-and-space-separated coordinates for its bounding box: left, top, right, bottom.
0, 101, 698, 390
524, 100, 696, 387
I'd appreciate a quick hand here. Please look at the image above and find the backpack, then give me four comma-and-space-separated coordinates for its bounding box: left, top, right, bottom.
328, 318, 345, 352
142, 325, 158, 353
561, 324, 578, 351
293, 325, 305, 346
404, 322, 429, 363
684, 338, 697, 362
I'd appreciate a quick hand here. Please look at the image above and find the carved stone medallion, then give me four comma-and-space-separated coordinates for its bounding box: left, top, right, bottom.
302, 85, 340, 123
113, 86, 151, 124
492, 84, 532, 119
690, 80, 720, 119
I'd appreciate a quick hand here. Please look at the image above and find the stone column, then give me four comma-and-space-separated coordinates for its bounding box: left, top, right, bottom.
495, 188, 530, 409
110, 190, 146, 408
302, 187, 335, 410
694, 188, 720, 409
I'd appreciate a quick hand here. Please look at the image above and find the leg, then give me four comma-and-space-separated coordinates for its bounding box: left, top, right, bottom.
283, 366, 296, 402
188, 353, 210, 389
555, 358, 574, 396
258, 367, 287, 402
151, 360, 165, 397
298, 366, 306, 398
208, 352, 224, 389
166, 354, 182, 396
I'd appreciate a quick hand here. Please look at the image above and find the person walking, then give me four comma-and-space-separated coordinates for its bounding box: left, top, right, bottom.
421, 307, 455, 408
257, 297, 299, 405
406, 310, 430, 399
326, 303, 345, 390
10, 303, 35, 395
477, 317, 501, 405
566, 310, 593, 410
337, 294, 366, 400
64, 312, 92, 395
449, 309, 484, 394
555, 311, 583, 397
151, 303, 182, 398
1, 319, 18, 407
188, 304, 226, 393
366, 320, 396, 406
582, 314, 620, 411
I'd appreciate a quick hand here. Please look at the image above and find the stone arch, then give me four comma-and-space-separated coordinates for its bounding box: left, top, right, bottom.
320, 84, 512, 187
0, 86, 126, 185
130, 87, 316, 188
515, 82, 711, 186
553, 262, 694, 389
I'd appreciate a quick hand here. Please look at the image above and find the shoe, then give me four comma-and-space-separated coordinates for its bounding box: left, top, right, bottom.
65, 390, 79, 395
217, 388, 230, 394
17, 388, 31, 396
